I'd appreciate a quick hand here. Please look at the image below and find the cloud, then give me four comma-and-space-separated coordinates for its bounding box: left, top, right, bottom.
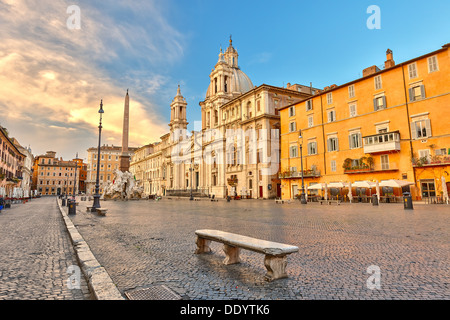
0, 0, 184, 160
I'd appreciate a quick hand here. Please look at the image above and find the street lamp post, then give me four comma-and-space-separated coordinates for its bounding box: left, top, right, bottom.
91, 100, 104, 212
73, 160, 78, 200
299, 131, 307, 204
68, 159, 78, 215
189, 163, 194, 200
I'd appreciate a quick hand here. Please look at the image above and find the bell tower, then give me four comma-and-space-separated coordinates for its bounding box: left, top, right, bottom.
169, 85, 188, 134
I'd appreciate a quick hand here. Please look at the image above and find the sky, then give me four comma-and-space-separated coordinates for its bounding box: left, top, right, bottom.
0, 0, 449, 162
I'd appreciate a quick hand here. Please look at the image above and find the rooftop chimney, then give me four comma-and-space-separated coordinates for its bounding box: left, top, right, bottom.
362, 65, 381, 77
384, 49, 395, 69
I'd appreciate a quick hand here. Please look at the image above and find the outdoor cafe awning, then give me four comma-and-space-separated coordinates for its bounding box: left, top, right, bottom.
379, 179, 415, 188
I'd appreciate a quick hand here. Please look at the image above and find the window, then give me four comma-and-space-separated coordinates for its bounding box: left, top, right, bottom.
327, 110, 336, 122
349, 104, 357, 117
435, 148, 447, 156
289, 121, 296, 132
257, 100, 260, 112
326, 92, 333, 104
327, 137, 339, 152
381, 155, 390, 170
349, 132, 362, 149
408, 63, 418, 79
374, 75, 382, 90
373, 96, 386, 110
307, 142, 317, 155
330, 160, 337, 172
409, 85, 425, 101
306, 100, 313, 111
411, 119, 432, 139
419, 149, 431, 162
308, 115, 314, 128
428, 55, 439, 73
289, 106, 295, 117
348, 85, 355, 98
289, 146, 298, 158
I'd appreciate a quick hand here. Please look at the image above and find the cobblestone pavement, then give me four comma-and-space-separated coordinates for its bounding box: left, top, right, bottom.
70, 198, 449, 300
0, 197, 91, 300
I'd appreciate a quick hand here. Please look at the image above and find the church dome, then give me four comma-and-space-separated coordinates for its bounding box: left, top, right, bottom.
231, 68, 253, 94
205, 39, 254, 99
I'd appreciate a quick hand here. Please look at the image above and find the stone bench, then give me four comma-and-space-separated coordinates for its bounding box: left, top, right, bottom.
275, 198, 290, 204
96, 208, 108, 216
194, 229, 298, 281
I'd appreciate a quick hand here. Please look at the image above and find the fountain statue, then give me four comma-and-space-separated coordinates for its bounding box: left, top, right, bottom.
103, 169, 144, 200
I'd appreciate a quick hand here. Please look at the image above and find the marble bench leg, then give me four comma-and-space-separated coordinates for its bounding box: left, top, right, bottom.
264, 254, 288, 281
195, 237, 212, 254
223, 244, 240, 265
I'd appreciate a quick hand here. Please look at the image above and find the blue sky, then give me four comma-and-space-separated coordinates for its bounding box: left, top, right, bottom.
0, 0, 449, 160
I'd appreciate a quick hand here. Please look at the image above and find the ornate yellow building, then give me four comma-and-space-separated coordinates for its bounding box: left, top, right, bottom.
280, 44, 450, 201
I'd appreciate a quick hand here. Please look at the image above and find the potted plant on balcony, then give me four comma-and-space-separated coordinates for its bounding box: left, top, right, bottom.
343, 158, 352, 171
366, 156, 374, 170
430, 155, 442, 164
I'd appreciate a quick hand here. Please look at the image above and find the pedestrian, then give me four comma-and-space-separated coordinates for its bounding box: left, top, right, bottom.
0, 196, 4, 212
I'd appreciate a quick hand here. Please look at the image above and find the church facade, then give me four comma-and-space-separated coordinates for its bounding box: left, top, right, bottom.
130, 38, 315, 198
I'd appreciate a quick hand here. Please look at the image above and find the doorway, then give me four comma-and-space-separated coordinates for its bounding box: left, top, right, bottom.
292, 185, 298, 199
421, 180, 436, 198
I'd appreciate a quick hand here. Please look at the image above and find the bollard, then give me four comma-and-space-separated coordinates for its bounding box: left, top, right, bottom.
62, 197, 66, 206
68, 199, 76, 215
403, 192, 413, 210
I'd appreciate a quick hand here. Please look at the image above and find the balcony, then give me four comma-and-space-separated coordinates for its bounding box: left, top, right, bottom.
279, 169, 321, 179
344, 162, 399, 174
363, 131, 401, 154
412, 155, 450, 168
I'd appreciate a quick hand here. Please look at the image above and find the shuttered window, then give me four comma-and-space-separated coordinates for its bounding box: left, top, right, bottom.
409, 85, 426, 102
289, 121, 296, 132
408, 63, 418, 79
427, 56, 439, 73
289, 146, 298, 158
374, 75, 382, 90
327, 137, 339, 152
411, 119, 432, 139
349, 133, 362, 149
373, 96, 386, 111
307, 142, 317, 155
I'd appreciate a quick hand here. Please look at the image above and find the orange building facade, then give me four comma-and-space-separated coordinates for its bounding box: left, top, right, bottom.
280, 44, 450, 201
32, 151, 82, 196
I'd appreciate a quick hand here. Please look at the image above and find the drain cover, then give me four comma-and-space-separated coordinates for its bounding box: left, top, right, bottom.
125, 285, 182, 300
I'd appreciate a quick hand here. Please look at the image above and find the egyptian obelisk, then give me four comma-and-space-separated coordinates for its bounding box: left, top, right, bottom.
119, 89, 130, 172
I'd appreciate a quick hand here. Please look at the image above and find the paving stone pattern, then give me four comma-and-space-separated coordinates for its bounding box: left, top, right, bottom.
0, 197, 91, 300
70, 199, 449, 300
